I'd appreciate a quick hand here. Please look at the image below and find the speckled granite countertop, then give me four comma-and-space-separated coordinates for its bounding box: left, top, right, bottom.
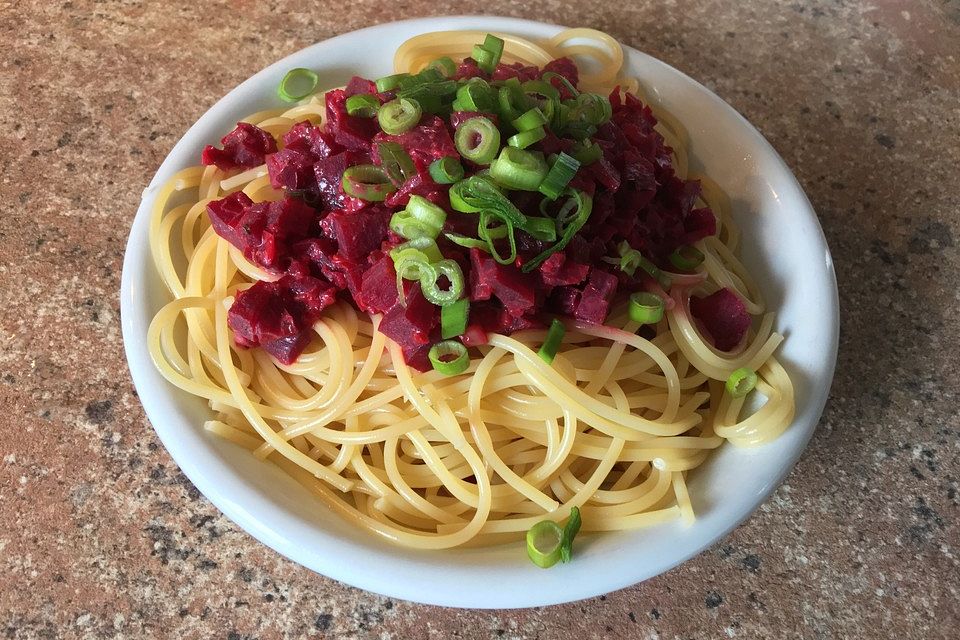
2, 1, 958, 638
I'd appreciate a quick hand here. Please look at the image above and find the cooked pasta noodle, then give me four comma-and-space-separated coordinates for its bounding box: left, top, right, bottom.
146, 28, 794, 549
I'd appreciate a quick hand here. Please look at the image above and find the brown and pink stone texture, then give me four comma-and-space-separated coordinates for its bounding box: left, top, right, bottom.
1, 1, 958, 638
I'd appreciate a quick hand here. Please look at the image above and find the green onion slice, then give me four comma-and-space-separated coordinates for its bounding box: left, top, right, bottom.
378, 98, 422, 135
669, 245, 705, 270
406, 195, 446, 230
277, 68, 319, 103
444, 232, 489, 250
341, 164, 395, 202
449, 176, 526, 225
428, 56, 457, 78
522, 79, 561, 102
345, 94, 380, 118
428, 340, 470, 376
375, 73, 408, 92
541, 71, 580, 98
522, 216, 558, 242
455, 116, 501, 165
628, 292, 665, 325
490, 147, 549, 191
512, 107, 548, 132
441, 297, 470, 338
539, 152, 580, 200
498, 79, 532, 122
478, 211, 518, 265
618, 241, 671, 288
456, 78, 498, 112
526, 506, 582, 568
726, 367, 758, 398
420, 259, 464, 306
522, 189, 593, 272
538, 318, 566, 364
428, 156, 464, 184
570, 140, 603, 165
506, 126, 547, 150
390, 210, 437, 240
377, 141, 416, 186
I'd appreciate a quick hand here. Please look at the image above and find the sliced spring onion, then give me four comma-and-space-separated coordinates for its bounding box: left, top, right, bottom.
526, 520, 563, 568
570, 140, 603, 165
441, 298, 470, 339
341, 164, 394, 202
484, 34, 505, 63
560, 506, 582, 563
345, 94, 380, 118
444, 232, 489, 250
726, 367, 758, 398
428, 56, 457, 78
421, 259, 464, 306
450, 176, 525, 225
478, 211, 517, 265
455, 116, 501, 165
449, 181, 482, 213
277, 68, 319, 102
538, 318, 566, 364
507, 126, 547, 150
375, 73, 408, 92
389, 210, 436, 240
428, 340, 470, 376
377, 141, 416, 186
522, 216, 558, 242
378, 98, 422, 135
490, 147, 549, 191
456, 78, 498, 112
541, 71, 580, 98
569, 92, 612, 126
669, 245, 705, 270
522, 79, 561, 102
539, 152, 580, 200
512, 107, 548, 132
498, 78, 532, 122
406, 195, 447, 231
472, 34, 504, 74
522, 189, 593, 272
618, 241, 671, 288
428, 156, 464, 184
628, 292, 665, 325
526, 506, 582, 568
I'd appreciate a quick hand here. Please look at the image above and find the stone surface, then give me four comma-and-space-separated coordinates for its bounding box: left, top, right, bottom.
1, 1, 959, 638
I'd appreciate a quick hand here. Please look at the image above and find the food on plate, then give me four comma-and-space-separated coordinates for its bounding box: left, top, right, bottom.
146, 28, 795, 557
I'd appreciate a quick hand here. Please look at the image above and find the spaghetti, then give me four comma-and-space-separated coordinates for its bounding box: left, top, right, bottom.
146, 29, 794, 551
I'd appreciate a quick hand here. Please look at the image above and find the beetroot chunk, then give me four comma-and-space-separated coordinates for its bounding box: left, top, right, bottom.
356, 255, 399, 314
282, 120, 339, 158
689, 288, 751, 351
574, 269, 619, 324
378, 283, 439, 370
202, 122, 277, 170
206, 192, 254, 250
470, 250, 536, 317
266, 148, 316, 192
324, 89, 380, 151
320, 205, 390, 262
373, 116, 458, 174
540, 253, 590, 287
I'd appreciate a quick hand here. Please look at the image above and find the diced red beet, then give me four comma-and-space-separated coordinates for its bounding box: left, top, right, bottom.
282, 120, 339, 158
373, 116, 457, 174
469, 302, 541, 335
574, 269, 619, 324
540, 253, 590, 287
344, 76, 377, 96
206, 192, 254, 250
356, 255, 399, 313
682, 207, 717, 245
267, 148, 316, 192
469, 248, 494, 301
492, 61, 540, 82
313, 150, 369, 211
689, 288, 751, 351
378, 284, 438, 370
262, 332, 313, 365
201, 122, 277, 170
320, 205, 390, 262
470, 252, 537, 317
461, 324, 489, 347
453, 59, 483, 80
324, 89, 380, 151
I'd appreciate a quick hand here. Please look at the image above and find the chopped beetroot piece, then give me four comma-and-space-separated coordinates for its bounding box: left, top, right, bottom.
357, 255, 399, 313
453, 59, 483, 80
344, 76, 377, 96
622, 149, 657, 191
469, 248, 494, 301
470, 302, 541, 335
206, 192, 255, 250
461, 324, 489, 347
266, 148, 316, 191
536, 130, 575, 156
549, 286, 581, 317
373, 116, 457, 174
540, 253, 590, 287
689, 288, 751, 351
682, 207, 717, 245
492, 62, 540, 82
313, 150, 370, 210
470, 253, 536, 317
378, 284, 437, 356
383, 173, 448, 209
324, 89, 380, 151
262, 332, 313, 365
201, 122, 278, 170
282, 120, 339, 158
574, 269, 619, 324
320, 205, 390, 261
589, 155, 622, 192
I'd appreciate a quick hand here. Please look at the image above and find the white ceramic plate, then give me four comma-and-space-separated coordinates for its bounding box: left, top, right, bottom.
121, 16, 838, 608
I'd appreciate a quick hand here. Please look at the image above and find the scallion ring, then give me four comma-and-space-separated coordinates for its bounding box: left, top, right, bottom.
441, 298, 470, 339
507, 126, 547, 150
428, 156, 464, 184
454, 116, 501, 165
512, 107, 548, 132
669, 245, 705, 270
490, 147, 549, 191
478, 211, 518, 265
628, 292, 665, 325
538, 318, 566, 364
375, 73, 408, 92
726, 367, 758, 398
277, 68, 319, 102
341, 164, 395, 202
428, 56, 457, 78
539, 152, 580, 200
456, 78, 498, 112
378, 98, 422, 135
428, 340, 470, 376
345, 94, 380, 118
